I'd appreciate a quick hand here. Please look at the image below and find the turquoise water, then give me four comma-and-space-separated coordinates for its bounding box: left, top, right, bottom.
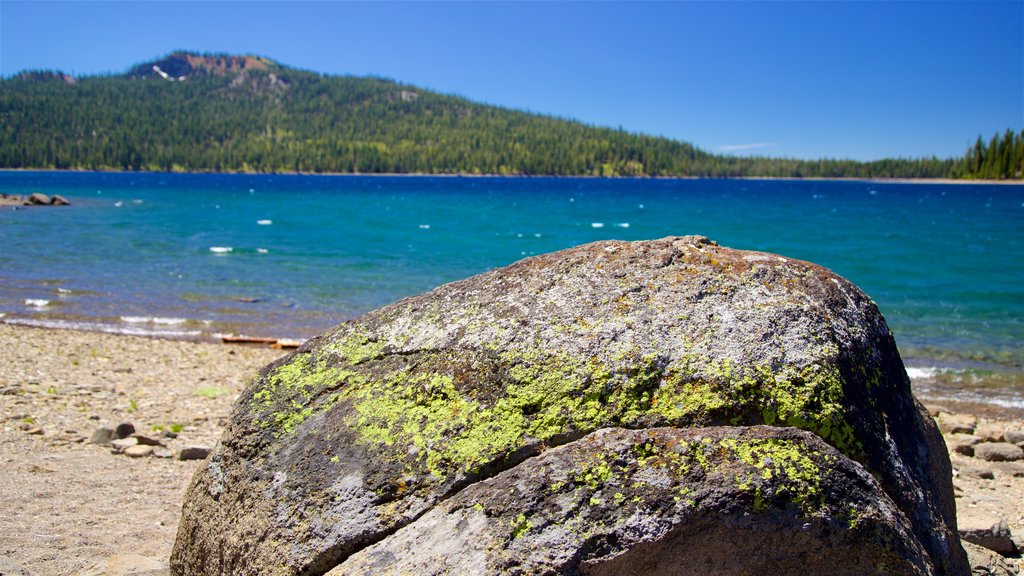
1, 172, 1022, 393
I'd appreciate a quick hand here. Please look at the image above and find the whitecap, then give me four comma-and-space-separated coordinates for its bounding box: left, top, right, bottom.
209, 246, 233, 254
534, 233, 542, 238
120, 316, 152, 324
152, 317, 187, 325
257, 219, 272, 225
616, 223, 630, 228
25, 299, 50, 307
906, 367, 943, 379
591, 223, 605, 228
57, 288, 73, 295
132, 199, 143, 204
114, 201, 124, 208
8, 317, 200, 338
257, 248, 269, 254
419, 224, 431, 230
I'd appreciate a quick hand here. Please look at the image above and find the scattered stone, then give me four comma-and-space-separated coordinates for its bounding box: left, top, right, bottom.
153, 447, 174, 459
958, 510, 1018, 555
90, 427, 115, 445
133, 434, 164, 447
114, 422, 135, 439
939, 412, 979, 435
110, 437, 138, 452
976, 423, 1007, 443
175, 446, 210, 461
991, 462, 1024, 478
27, 192, 51, 205
962, 541, 1020, 576
974, 442, 1024, 463
1005, 429, 1024, 445
924, 404, 948, 417
50, 194, 70, 206
161, 430, 178, 439
77, 553, 168, 576
123, 445, 154, 458
960, 466, 996, 480
25, 427, 44, 436
950, 433, 983, 456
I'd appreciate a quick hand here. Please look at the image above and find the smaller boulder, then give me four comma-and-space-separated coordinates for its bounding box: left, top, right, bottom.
974, 442, 1024, 463
975, 423, 1006, 443
50, 194, 70, 206
1005, 429, 1024, 446
27, 193, 50, 205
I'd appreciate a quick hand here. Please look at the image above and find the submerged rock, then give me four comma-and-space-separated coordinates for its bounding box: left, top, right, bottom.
171, 236, 968, 576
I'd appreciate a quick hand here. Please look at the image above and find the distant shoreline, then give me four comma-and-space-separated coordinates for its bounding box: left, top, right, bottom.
1, 167, 1021, 185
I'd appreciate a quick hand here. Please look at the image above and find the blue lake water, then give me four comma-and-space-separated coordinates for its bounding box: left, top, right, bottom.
1, 172, 1022, 404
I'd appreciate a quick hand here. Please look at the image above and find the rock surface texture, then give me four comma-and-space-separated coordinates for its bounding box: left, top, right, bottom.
171, 236, 969, 576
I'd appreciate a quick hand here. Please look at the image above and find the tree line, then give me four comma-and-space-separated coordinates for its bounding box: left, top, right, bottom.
0, 58, 1019, 179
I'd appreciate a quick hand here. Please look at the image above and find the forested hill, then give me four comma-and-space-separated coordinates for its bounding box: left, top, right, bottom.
0, 52, 1017, 179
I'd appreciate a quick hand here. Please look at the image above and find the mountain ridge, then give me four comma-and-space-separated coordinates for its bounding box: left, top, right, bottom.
1, 51, 1017, 179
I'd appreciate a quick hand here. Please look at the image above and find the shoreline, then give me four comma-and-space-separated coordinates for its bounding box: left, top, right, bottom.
4, 318, 1022, 419
0, 321, 1020, 574
2, 167, 1021, 186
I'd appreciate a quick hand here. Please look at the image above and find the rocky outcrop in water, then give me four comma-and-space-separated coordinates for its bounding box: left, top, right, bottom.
171, 236, 969, 575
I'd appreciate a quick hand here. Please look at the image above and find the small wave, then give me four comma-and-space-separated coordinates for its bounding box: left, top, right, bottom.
257, 219, 272, 225
25, 299, 50, 307
57, 288, 73, 295
418, 224, 431, 230
615, 223, 630, 228
153, 317, 187, 325
120, 316, 151, 324
5, 317, 201, 338
209, 246, 233, 254
591, 223, 605, 228
906, 367, 951, 380
256, 248, 269, 254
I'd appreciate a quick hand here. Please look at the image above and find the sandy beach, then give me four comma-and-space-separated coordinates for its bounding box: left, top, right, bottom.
0, 322, 1021, 575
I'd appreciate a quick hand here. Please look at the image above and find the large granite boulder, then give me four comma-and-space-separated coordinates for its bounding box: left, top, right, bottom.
171, 236, 968, 575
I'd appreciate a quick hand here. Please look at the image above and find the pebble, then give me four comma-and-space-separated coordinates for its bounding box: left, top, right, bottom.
25, 427, 44, 436
976, 422, 1007, 443
974, 442, 1024, 463
948, 433, 982, 456
1006, 429, 1024, 445
123, 445, 154, 458
110, 437, 138, 452
134, 434, 165, 447
937, 412, 978, 435
176, 446, 210, 461
90, 427, 115, 445
114, 422, 135, 439
153, 447, 174, 459
960, 466, 996, 480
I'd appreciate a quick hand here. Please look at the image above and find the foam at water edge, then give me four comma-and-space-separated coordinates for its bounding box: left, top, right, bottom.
25, 299, 50, 307
5, 317, 201, 339
906, 367, 942, 379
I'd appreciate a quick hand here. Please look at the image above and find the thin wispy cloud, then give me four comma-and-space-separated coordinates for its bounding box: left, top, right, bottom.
718, 142, 777, 152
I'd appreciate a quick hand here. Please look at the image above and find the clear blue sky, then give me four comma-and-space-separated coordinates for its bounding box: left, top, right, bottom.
1, 1, 1021, 161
